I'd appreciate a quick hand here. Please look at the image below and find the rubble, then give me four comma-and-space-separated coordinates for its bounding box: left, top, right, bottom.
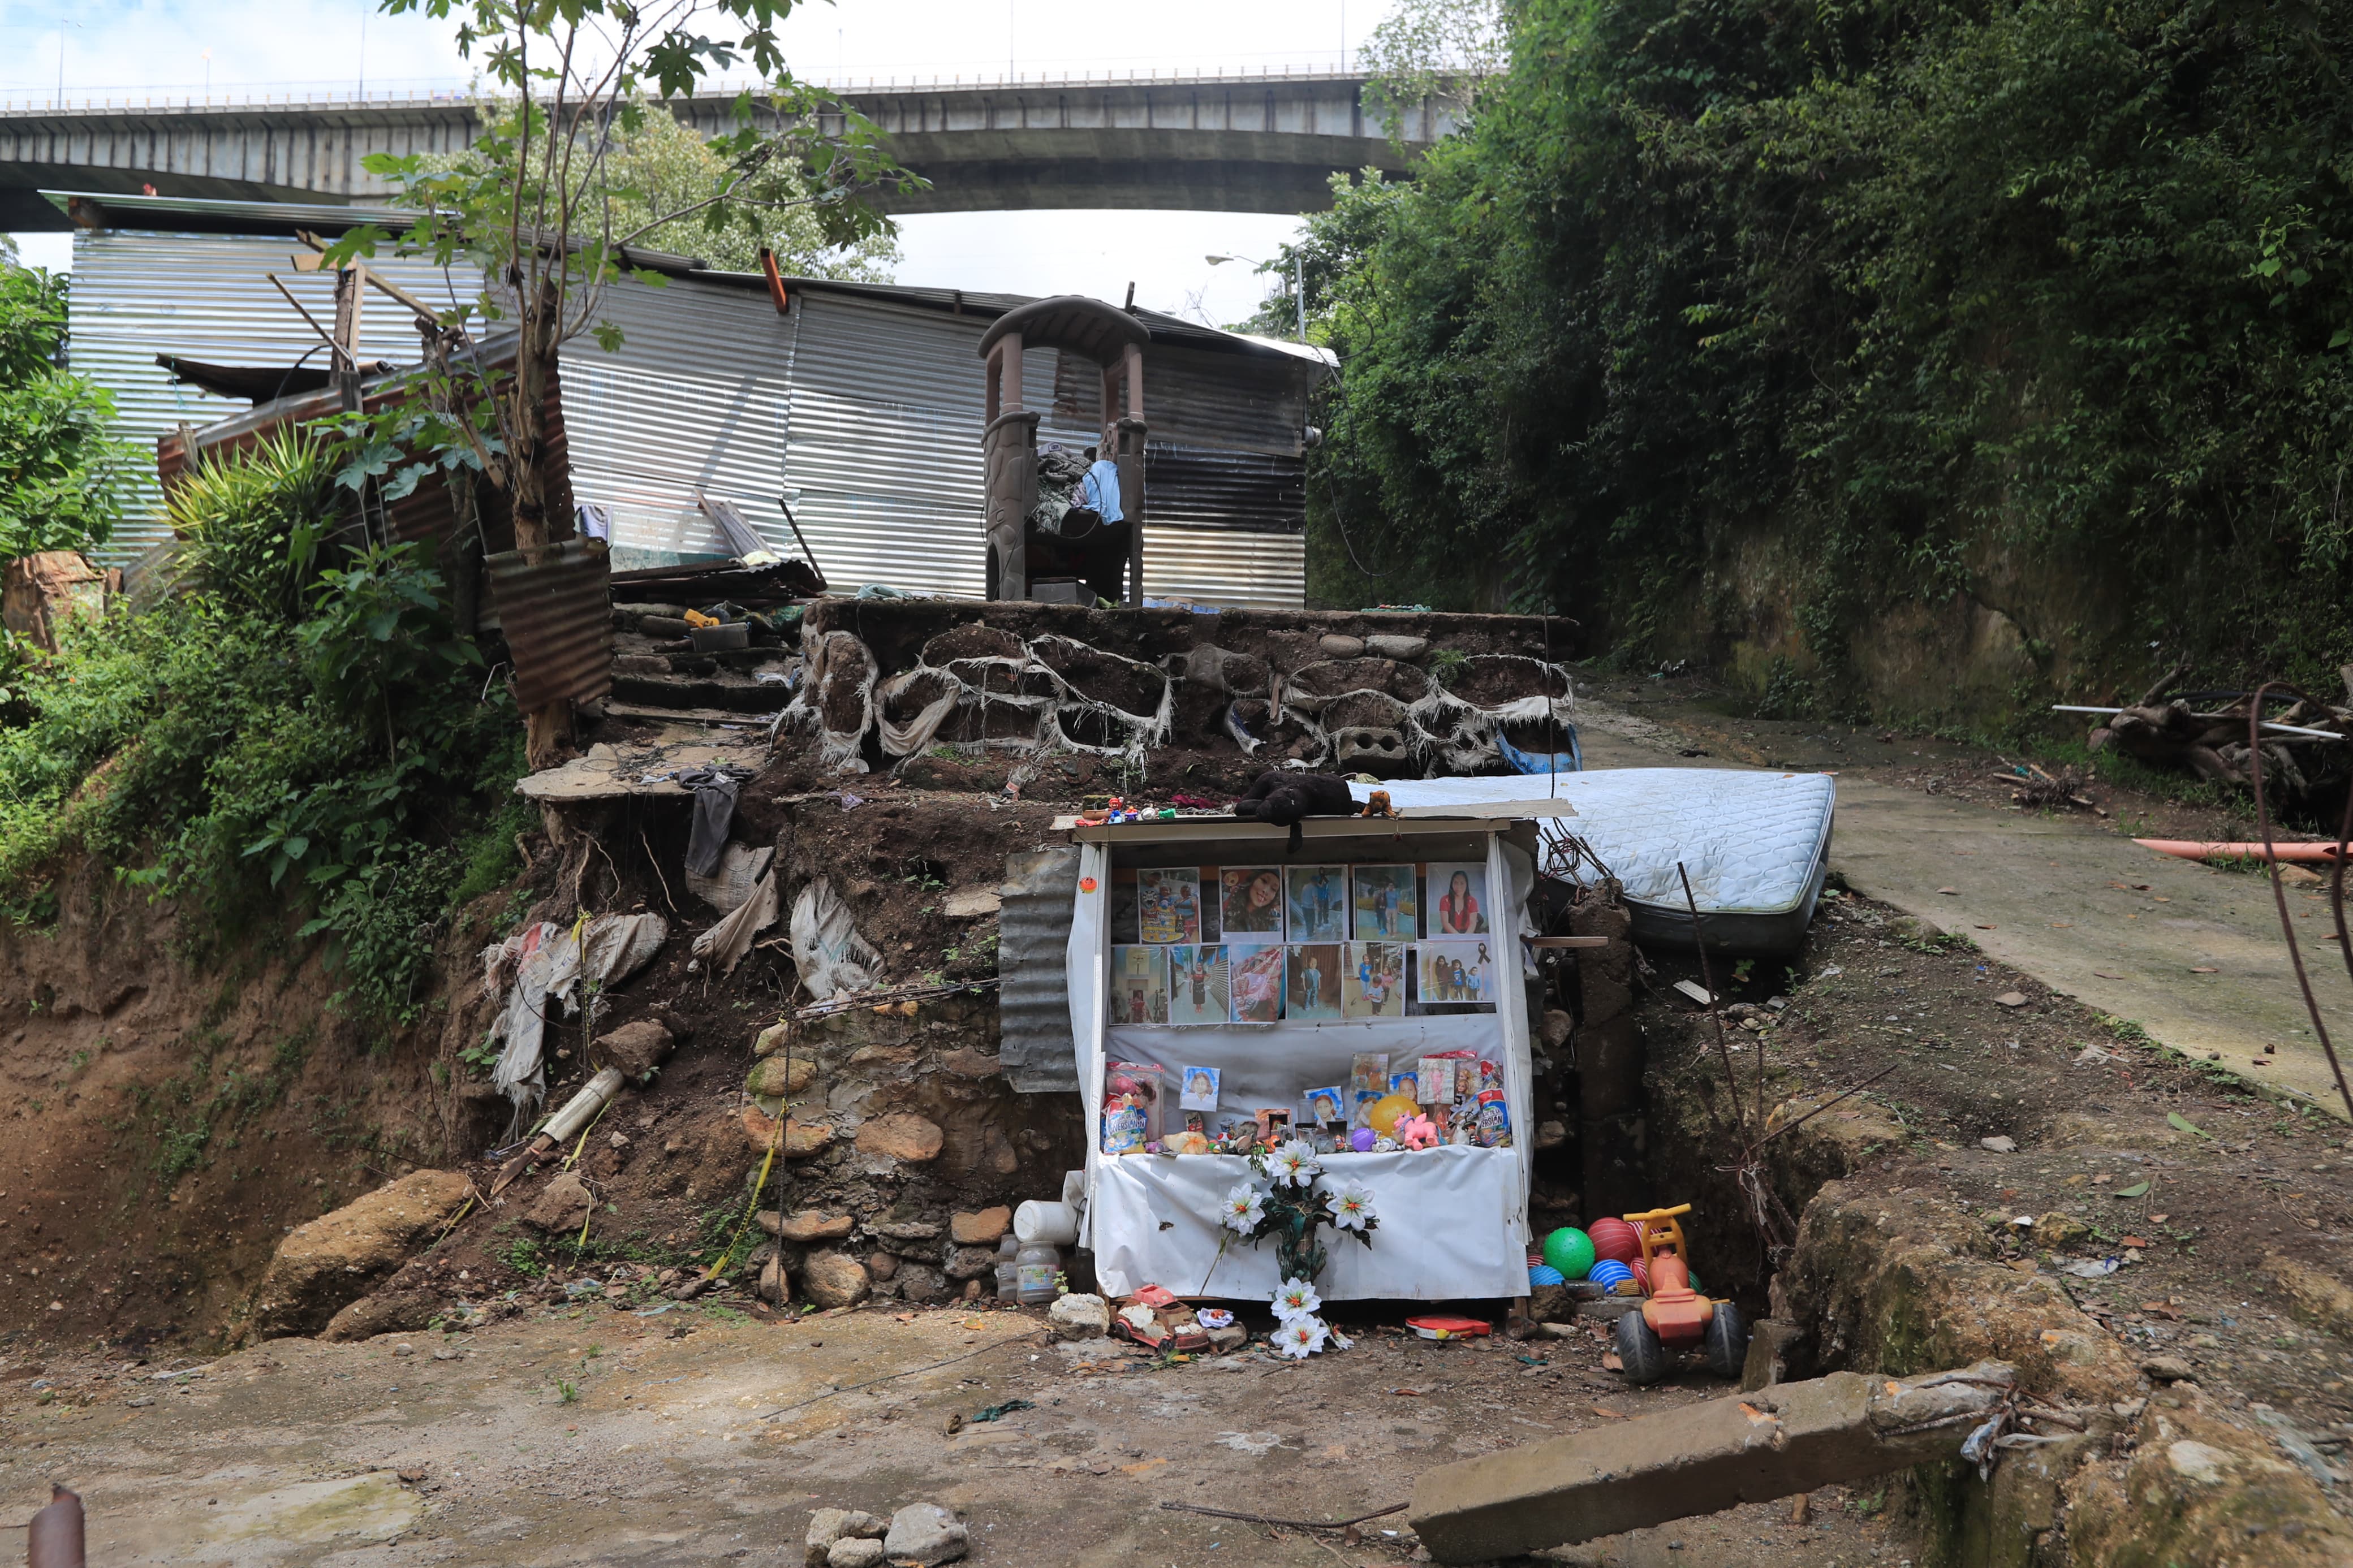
882, 1502, 968, 1566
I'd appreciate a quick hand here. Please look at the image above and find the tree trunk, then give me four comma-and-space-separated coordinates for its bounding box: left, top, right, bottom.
509, 284, 574, 770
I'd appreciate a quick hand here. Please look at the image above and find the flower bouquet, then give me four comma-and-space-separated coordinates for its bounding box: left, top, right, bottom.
1213, 1139, 1378, 1357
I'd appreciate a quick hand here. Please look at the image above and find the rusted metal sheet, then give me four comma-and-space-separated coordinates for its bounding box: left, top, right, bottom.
486, 537, 614, 711
997, 845, 1082, 1093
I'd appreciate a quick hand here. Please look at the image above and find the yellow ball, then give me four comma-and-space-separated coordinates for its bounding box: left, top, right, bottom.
1368, 1093, 1419, 1136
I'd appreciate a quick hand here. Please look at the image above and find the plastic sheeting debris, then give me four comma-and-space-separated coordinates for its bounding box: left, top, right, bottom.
788, 876, 885, 1000
481, 913, 669, 1111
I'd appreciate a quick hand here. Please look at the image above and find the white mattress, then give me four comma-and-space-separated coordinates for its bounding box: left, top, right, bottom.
1348, 770, 1836, 954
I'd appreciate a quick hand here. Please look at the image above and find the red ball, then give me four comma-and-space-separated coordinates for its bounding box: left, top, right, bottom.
1628, 1256, 1651, 1293
1588, 1217, 1641, 1265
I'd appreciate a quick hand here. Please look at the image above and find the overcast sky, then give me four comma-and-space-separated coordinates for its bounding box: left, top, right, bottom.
3, 0, 1395, 324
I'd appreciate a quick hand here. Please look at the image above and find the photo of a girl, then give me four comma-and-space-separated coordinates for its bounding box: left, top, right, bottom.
1426, 863, 1489, 935
1219, 866, 1286, 937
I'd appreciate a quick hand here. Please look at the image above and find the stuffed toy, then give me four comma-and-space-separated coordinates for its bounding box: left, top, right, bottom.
1229, 769, 1359, 849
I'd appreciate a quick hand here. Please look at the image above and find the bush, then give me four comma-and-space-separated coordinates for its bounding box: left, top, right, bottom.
0, 264, 130, 558
0, 441, 522, 1022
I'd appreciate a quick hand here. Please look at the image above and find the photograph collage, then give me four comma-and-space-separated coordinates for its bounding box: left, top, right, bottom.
1105, 861, 1499, 1026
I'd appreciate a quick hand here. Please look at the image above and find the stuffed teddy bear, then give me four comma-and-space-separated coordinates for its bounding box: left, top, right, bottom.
1229, 769, 1359, 850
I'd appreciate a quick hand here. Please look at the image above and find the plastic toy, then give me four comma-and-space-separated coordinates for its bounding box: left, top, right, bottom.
1587, 1258, 1634, 1290
1367, 1092, 1419, 1136
1528, 1264, 1566, 1288
1397, 1114, 1439, 1150
1587, 1216, 1641, 1265
1541, 1226, 1596, 1281
1610, 1204, 1749, 1386
1407, 1315, 1492, 1340
1350, 1128, 1377, 1152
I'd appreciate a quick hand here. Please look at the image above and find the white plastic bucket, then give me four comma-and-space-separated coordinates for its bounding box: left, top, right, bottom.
1014, 1199, 1080, 1246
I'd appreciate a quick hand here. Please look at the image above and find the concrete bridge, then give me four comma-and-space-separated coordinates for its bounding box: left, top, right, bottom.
0, 71, 1451, 229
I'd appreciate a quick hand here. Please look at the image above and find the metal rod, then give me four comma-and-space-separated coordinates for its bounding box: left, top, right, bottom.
2051, 705, 2342, 740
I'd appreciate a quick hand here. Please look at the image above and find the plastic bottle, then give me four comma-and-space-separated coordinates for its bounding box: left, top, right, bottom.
993, 1234, 1020, 1299
1015, 1238, 1062, 1306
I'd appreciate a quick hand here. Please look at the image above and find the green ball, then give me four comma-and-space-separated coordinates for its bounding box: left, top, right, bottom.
1542, 1226, 1596, 1281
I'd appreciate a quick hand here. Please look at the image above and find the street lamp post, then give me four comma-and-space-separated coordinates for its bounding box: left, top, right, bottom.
1206, 252, 1307, 343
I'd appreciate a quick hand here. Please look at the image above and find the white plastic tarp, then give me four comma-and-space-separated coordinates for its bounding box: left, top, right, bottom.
1068, 831, 1535, 1302
1091, 1145, 1525, 1300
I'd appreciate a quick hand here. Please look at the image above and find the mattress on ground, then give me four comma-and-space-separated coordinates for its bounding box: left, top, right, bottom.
1348, 770, 1835, 955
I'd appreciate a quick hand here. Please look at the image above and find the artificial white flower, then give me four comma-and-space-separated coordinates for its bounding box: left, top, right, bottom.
1272, 1276, 1323, 1320
1270, 1138, 1322, 1188
1325, 1181, 1377, 1231
1327, 1323, 1356, 1351
1221, 1181, 1269, 1234
1272, 1315, 1331, 1358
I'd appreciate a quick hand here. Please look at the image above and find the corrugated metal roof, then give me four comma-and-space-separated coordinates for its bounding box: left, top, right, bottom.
485, 537, 614, 710
70, 228, 462, 558
997, 845, 1081, 1094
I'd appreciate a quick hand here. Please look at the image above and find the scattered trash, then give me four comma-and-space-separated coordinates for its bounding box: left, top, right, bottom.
787, 876, 885, 999
481, 914, 669, 1111
2062, 1258, 2123, 1278
967, 1398, 1035, 1424
1672, 980, 1714, 1008
1980, 1136, 2018, 1153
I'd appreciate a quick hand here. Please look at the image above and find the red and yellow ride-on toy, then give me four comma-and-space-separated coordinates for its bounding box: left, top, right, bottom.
1611, 1204, 1751, 1386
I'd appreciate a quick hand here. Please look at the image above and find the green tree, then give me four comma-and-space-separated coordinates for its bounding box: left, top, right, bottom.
0, 265, 130, 559
331, 0, 908, 765
1307, 0, 2353, 699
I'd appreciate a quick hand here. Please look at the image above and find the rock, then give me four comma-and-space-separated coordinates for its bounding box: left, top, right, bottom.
943, 1245, 998, 1281
2141, 1355, 2196, 1383
742, 1105, 833, 1157
764, 1210, 855, 1243
856, 1113, 944, 1164
320, 1289, 442, 1343
523, 1170, 595, 1233
802, 1252, 871, 1309
757, 1258, 790, 1306
882, 1503, 967, 1566
943, 888, 1002, 918
963, 1280, 984, 1302
1364, 633, 1428, 661
1205, 1323, 1248, 1352
2064, 1391, 2353, 1565
829, 1541, 886, 1568
867, 1251, 898, 1281
748, 1053, 818, 1099
807, 1509, 887, 1566
2033, 1212, 2091, 1245
2266, 1253, 2353, 1341
1048, 1293, 1110, 1338
950, 1207, 1012, 1245
1539, 1008, 1574, 1052
1979, 1135, 2018, 1153
600, 1018, 675, 1078
938, 1049, 1001, 1079
870, 1218, 943, 1242
249, 1169, 474, 1338
1536, 1121, 1567, 1151
896, 1265, 949, 1304
1776, 1180, 2141, 1407
1994, 991, 2029, 1008
1318, 634, 1366, 658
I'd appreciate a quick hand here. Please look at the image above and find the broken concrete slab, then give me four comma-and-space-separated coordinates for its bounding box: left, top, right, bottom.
1408, 1361, 2020, 1563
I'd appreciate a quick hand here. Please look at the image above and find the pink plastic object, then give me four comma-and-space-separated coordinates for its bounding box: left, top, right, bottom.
1397, 1114, 1439, 1150
1588, 1216, 1641, 1265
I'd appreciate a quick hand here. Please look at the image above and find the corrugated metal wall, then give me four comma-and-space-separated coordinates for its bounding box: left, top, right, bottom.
556, 275, 799, 569
72, 230, 1310, 606
782, 286, 1307, 607
69, 229, 459, 558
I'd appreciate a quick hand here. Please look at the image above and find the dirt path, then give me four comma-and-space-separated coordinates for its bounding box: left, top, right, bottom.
1575, 685, 2353, 1117
0, 1307, 1911, 1567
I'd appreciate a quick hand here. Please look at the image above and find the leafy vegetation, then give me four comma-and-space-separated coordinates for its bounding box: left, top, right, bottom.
1296, 0, 2353, 711
0, 435, 525, 1022
0, 264, 131, 559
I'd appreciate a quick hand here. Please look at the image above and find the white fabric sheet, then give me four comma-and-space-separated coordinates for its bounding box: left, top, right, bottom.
1091, 1145, 1527, 1301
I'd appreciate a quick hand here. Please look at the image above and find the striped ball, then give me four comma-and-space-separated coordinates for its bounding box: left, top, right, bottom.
1588, 1258, 1634, 1290
1588, 1217, 1641, 1265
1528, 1264, 1567, 1288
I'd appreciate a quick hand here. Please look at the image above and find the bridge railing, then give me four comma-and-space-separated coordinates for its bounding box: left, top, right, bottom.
0, 63, 1460, 119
